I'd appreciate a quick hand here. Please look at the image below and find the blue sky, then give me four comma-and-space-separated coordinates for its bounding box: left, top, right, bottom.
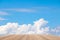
0, 0, 60, 28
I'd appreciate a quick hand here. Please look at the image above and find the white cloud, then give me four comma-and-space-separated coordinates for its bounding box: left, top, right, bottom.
14, 9, 35, 12
0, 17, 7, 21
0, 18, 49, 35
0, 11, 8, 15
0, 25, 7, 35
50, 26, 60, 36
1, 18, 60, 36
1, 7, 60, 13
1, 8, 36, 13
33, 18, 48, 34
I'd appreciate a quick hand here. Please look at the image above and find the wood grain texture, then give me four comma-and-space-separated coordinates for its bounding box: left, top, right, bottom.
0, 35, 60, 40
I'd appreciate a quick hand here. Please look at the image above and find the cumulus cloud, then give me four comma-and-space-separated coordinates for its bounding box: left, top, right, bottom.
0, 18, 59, 36
50, 26, 60, 36
0, 18, 49, 35
0, 11, 8, 15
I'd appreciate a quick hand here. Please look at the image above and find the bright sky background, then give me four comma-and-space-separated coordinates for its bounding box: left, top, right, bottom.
0, 0, 60, 33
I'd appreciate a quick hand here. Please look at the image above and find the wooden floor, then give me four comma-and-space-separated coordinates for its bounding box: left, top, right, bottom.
0, 35, 60, 40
